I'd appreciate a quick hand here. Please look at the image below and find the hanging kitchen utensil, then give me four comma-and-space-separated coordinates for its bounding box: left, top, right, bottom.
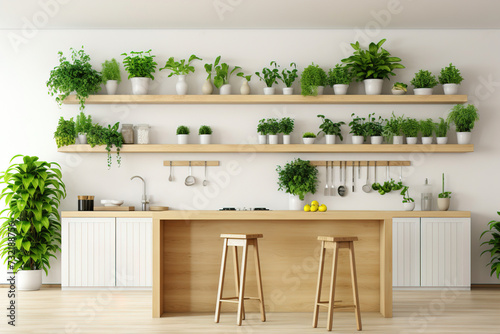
184, 161, 196, 186
338, 161, 347, 197
371, 161, 377, 191
352, 161, 355, 192
330, 161, 335, 196
168, 161, 173, 182
386, 163, 390, 181
358, 161, 361, 179
203, 161, 208, 186
400, 165, 403, 182
324, 161, 329, 196
362, 161, 372, 193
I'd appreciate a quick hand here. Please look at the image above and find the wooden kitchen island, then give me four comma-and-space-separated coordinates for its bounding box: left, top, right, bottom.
152, 210, 470, 319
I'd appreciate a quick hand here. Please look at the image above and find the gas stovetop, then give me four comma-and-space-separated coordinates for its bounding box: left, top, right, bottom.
219, 207, 270, 211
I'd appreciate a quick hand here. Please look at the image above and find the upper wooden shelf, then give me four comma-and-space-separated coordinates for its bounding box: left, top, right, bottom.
63, 94, 468, 105
57, 144, 474, 154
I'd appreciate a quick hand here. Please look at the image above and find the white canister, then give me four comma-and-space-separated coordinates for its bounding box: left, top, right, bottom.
134, 124, 150, 144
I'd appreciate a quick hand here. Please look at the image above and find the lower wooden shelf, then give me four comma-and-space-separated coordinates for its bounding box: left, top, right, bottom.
57, 144, 474, 154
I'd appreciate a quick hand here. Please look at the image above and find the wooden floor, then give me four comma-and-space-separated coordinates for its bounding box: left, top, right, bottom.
0, 288, 498, 333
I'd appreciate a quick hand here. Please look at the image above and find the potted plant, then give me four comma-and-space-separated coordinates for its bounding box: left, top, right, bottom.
280, 63, 298, 95
419, 118, 434, 144
257, 119, 269, 144
101, 58, 121, 95
255, 61, 281, 95
46, 47, 102, 110
213, 56, 241, 95
266, 118, 280, 144
176, 125, 190, 144
300, 63, 327, 96
434, 117, 450, 144
203, 58, 218, 95
0, 155, 66, 290
103, 122, 124, 169
302, 132, 317, 144
87, 123, 106, 148
327, 64, 352, 95
439, 63, 464, 95
276, 158, 318, 210
341, 39, 404, 95
365, 113, 384, 144
159, 54, 202, 95
391, 82, 407, 95
121, 49, 158, 95
317, 114, 344, 144
410, 70, 438, 95
400, 186, 415, 211
401, 117, 419, 144
349, 113, 367, 144
383, 112, 404, 144
279, 117, 295, 144
54, 117, 76, 148
480, 212, 500, 279
198, 125, 212, 144
446, 104, 479, 144
237, 72, 252, 95
75, 112, 92, 144
437, 173, 452, 211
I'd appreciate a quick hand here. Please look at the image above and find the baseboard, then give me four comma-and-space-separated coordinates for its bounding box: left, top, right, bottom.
0, 283, 61, 288
471, 284, 500, 289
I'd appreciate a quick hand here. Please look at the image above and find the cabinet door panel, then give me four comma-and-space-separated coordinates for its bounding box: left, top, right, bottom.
393, 218, 421, 287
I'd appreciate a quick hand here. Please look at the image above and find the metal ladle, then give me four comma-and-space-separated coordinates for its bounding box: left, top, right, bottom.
362, 161, 372, 193
338, 161, 347, 197
185, 161, 196, 186
168, 161, 173, 182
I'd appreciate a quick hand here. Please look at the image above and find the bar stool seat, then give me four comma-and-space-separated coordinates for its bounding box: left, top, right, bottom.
215, 233, 266, 326
313, 236, 362, 331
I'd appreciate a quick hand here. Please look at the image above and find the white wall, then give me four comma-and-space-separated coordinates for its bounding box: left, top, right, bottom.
0, 29, 499, 284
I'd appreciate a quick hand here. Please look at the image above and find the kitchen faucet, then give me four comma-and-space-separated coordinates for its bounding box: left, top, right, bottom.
130, 175, 149, 211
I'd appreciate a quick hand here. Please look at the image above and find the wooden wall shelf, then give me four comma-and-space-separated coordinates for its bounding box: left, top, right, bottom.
57, 144, 474, 154
63, 94, 468, 105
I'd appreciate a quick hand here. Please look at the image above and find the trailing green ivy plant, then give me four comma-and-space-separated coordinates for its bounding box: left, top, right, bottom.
480, 212, 500, 279
446, 104, 479, 132
159, 54, 202, 76
300, 63, 327, 96
276, 158, 318, 201
121, 50, 158, 79
101, 58, 121, 84
280, 63, 298, 88
255, 61, 281, 88
54, 117, 76, 148
317, 115, 345, 140
439, 63, 464, 85
103, 123, 124, 169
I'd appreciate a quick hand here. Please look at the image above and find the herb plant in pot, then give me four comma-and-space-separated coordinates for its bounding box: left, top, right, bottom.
199, 125, 212, 144
419, 118, 434, 144
434, 117, 450, 144
446, 104, 479, 144
400, 186, 415, 211
317, 115, 344, 144
279, 117, 295, 144
480, 212, 500, 280
437, 173, 452, 211
401, 117, 419, 144
75, 112, 92, 144
103, 123, 124, 169
203, 59, 218, 95
237, 72, 252, 95
257, 119, 268, 144
391, 82, 407, 95
159, 54, 202, 95
349, 113, 367, 144
213, 56, 241, 95
0, 155, 66, 290
341, 39, 404, 95
327, 64, 352, 95
54, 117, 76, 148
176, 126, 190, 144
365, 113, 384, 144
410, 70, 438, 95
276, 158, 318, 210
302, 132, 317, 144
255, 61, 281, 95
121, 50, 157, 95
383, 112, 404, 144
280, 63, 298, 95
300, 63, 327, 96
439, 63, 463, 95
101, 58, 121, 95
267, 118, 280, 144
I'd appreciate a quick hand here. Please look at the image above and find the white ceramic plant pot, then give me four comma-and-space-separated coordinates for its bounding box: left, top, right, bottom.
220, 84, 231, 95
283, 87, 293, 95
414, 88, 433, 95
199, 134, 211, 145
16, 270, 42, 291
240, 80, 250, 95
268, 134, 278, 144
421, 137, 433, 144
303, 138, 315, 144
393, 136, 404, 144
316, 86, 324, 95
177, 134, 189, 144
131, 77, 150, 95
333, 84, 348, 95
78, 134, 87, 144
391, 89, 405, 95
457, 132, 472, 144
105, 80, 118, 95
406, 137, 418, 144
403, 202, 415, 211
371, 136, 383, 144
289, 195, 305, 211
363, 79, 383, 95
437, 198, 450, 211
258, 134, 267, 144
443, 83, 458, 95
263, 87, 275, 95
352, 136, 364, 144
325, 135, 336, 145
176, 75, 188, 95
283, 134, 291, 144
437, 137, 448, 144
202, 79, 213, 95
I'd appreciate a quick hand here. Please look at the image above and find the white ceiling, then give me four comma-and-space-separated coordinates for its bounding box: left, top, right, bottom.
1, 0, 499, 30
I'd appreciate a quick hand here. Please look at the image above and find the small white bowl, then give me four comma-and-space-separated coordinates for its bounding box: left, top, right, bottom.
101, 200, 124, 207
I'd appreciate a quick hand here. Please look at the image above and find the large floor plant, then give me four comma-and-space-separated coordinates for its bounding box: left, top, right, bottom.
481, 212, 500, 279
0, 155, 66, 289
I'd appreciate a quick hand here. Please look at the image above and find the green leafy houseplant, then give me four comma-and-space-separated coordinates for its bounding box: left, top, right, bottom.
419, 118, 434, 137
276, 158, 318, 201
159, 54, 202, 76
303, 132, 317, 138
327, 64, 352, 86
204, 57, 220, 81
257, 119, 269, 135
341, 39, 404, 81
400, 186, 415, 203
439, 63, 463, 85
279, 117, 295, 135
372, 179, 403, 195
198, 125, 213, 135
401, 118, 420, 137
54, 117, 76, 148
266, 118, 280, 135
300, 63, 327, 96
103, 123, 124, 169
87, 123, 106, 147
75, 112, 92, 135
237, 72, 252, 82
46, 47, 102, 110
434, 117, 450, 137
480, 212, 500, 279
213, 56, 241, 89
349, 113, 368, 139
438, 173, 451, 198
255, 61, 281, 88
410, 70, 438, 88
121, 50, 158, 79
317, 115, 345, 140
365, 113, 384, 137
382, 112, 404, 142
176, 125, 190, 135
0, 155, 66, 275
446, 104, 479, 132
101, 58, 121, 84
392, 82, 407, 92
280, 63, 298, 88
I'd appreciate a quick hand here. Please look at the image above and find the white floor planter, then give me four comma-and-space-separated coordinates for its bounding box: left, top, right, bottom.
258, 134, 267, 144
303, 138, 315, 144
352, 136, 364, 144
443, 83, 458, 95
333, 84, 348, 95
414, 88, 433, 95
263, 87, 275, 95
176, 75, 188, 95
105, 80, 118, 95
371, 136, 383, 144
177, 134, 189, 144
199, 134, 211, 145
268, 134, 278, 144
283, 134, 291, 144
316, 86, 324, 95
283, 87, 293, 95
391, 89, 405, 95
393, 136, 404, 144
406, 137, 418, 144
364, 79, 383, 95
437, 198, 451, 211
403, 202, 415, 211
202, 79, 213, 95
457, 132, 472, 144
16, 270, 42, 291
240, 81, 250, 95
325, 135, 336, 144
131, 77, 150, 95
421, 137, 433, 144
436, 137, 448, 144
220, 84, 231, 95
78, 134, 87, 144
289, 195, 305, 211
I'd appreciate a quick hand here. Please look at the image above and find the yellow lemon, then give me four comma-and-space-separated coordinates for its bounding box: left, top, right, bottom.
310, 205, 319, 212
319, 204, 327, 212
311, 200, 319, 207
303, 204, 311, 212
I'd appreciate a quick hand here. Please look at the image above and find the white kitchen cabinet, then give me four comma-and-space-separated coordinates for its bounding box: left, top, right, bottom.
393, 218, 421, 287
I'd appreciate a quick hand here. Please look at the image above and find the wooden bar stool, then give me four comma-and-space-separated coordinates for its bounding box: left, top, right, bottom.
214, 233, 266, 326
312, 236, 362, 331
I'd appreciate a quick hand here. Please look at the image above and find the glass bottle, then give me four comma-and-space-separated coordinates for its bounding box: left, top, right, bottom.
421, 178, 433, 211
134, 124, 150, 144
121, 124, 134, 144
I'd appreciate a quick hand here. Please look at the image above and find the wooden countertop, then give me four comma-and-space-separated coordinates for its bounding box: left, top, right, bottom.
62, 211, 155, 218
